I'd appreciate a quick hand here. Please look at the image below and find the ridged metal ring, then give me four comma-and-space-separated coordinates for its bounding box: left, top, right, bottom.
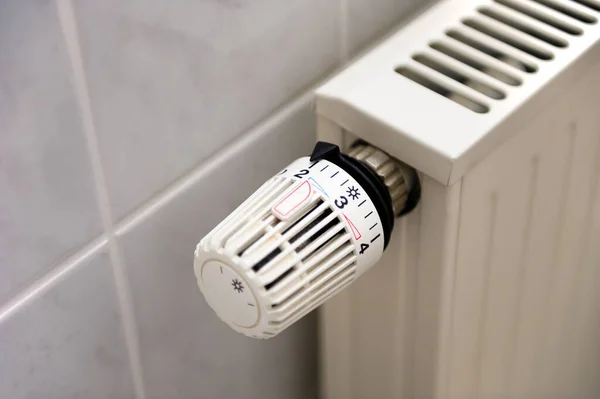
347, 143, 416, 216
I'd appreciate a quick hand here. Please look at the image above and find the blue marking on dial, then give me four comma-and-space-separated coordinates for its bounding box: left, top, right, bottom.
308, 177, 328, 198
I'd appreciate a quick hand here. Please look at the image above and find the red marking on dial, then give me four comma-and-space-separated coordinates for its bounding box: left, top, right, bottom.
342, 213, 362, 240
273, 180, 312, 217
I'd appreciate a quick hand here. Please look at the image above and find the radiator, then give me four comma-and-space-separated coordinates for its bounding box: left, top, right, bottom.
315, 0, 600, 398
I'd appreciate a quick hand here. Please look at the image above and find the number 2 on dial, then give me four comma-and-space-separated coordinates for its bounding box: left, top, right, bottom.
293, 169, 309, 179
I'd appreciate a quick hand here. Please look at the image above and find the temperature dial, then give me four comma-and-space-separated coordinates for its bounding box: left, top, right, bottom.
194, 141, 419, 338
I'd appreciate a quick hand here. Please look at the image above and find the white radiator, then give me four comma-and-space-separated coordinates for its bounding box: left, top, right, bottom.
316, 0, 600, 398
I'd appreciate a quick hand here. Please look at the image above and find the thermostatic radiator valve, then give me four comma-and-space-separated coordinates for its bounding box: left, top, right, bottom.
194, 141, 419, 338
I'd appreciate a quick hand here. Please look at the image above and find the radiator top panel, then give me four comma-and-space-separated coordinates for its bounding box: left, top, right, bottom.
316, 0, 600, 185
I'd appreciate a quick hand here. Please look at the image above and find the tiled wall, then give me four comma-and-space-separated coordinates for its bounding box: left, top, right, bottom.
0, 0, 428, 398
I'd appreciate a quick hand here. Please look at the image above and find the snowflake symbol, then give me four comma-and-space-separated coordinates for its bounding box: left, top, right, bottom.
231, 279, 244, 293
346, 186, 360, 200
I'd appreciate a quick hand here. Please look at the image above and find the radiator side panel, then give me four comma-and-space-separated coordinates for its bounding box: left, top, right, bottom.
448, 66, 600, 399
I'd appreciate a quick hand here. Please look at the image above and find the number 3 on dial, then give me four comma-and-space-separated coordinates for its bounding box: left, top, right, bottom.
334, 196, 348, 209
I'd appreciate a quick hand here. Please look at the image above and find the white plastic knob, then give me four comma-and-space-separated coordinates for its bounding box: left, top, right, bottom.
194, 154, 389, 338
194, 142, 418, 338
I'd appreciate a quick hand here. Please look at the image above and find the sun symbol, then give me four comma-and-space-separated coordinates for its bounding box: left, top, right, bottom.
231, 279, 244, 293
346, 186, 360, 200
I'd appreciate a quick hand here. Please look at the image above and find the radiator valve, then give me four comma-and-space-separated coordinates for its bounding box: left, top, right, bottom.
194, 141, 419, 338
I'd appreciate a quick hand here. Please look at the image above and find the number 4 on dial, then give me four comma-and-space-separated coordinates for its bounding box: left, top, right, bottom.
359, 243, 369, 255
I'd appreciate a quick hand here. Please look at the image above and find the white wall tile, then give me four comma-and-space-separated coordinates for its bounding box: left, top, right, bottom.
117, 99, 318, 399
347, 0, 427, 55
0, 0, 102, 304
0, 246, 135, 399
0, 1, 436, 397
72, 0, 341, 220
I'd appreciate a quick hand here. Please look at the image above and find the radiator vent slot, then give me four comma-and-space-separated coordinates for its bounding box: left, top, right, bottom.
394, 0, 598, 113
493, 0, 583, 35
571, 0, 600, 13
395, 66, 490, 113
445, 30, 539, 72
430, 41, 523, 84
412, 53, 506, 99
477, 7, 569, 48
532, 0, 598, 23
462, 18, 555, 60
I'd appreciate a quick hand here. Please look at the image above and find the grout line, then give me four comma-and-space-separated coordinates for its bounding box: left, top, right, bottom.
0, 237, 108, 323
55, 1, 146, 398
114, 87, 315, 236
340, 0, 349, 63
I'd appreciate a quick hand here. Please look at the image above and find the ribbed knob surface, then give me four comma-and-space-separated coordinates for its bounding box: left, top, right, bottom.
194, 142, 419, 339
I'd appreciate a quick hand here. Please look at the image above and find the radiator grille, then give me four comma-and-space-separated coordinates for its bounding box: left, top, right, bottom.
396, 0, 599, 113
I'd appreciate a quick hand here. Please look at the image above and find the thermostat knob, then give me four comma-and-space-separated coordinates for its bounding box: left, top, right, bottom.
194, 141, 419, 338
